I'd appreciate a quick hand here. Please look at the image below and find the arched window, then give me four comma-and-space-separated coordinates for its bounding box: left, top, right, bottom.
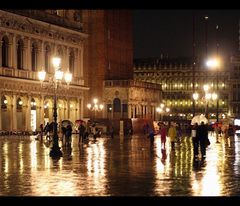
31, 42, 38, 71
69, 50, 74, 73
113, 98, 121, 112
2, 36, 9, 67
17, 39, 24, 69
44, 45, 51, 72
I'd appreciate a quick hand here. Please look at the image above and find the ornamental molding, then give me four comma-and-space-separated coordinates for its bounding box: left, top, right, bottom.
0, 78, 84, 98
0, 10, 86, 46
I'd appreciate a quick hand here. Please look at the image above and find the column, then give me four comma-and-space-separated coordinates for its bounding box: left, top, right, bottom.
25, 96, 31, 131
0, 40, 2, 67
80, 47, 83, 77
48, 100, 53, 123
0, 92, 2, 130
26, 37, 31, 70
8, 34, 14, 68
40, 40, 44, 69
11, 94, 17, 131
128, 104, 131, 119
65, 47, 69, 72
78, 98, 82, 120
67, 98, 70, 119
40, 96, 45, 125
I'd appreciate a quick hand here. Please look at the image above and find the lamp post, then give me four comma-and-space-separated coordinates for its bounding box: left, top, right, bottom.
156, 103, 170, 121
87, 98, 104, 120
206, 57, 220, 122
192, 84, 218, 119
38, 56, 72, 158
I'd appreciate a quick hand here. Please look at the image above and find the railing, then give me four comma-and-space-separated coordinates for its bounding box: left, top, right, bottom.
0, 67, 84, 86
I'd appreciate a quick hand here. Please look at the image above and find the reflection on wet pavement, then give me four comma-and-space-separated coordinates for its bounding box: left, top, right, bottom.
0, 133, 240, 196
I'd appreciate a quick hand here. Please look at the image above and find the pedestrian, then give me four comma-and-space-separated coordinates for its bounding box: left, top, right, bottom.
159, 123, 167, 149
213, 122, 220, 143
192, 123, 199, 159
197, 121, 208, 159
78, 123, 86, 144
65, 124, 72, 146
147, 127, 155, 145
44, 122, 51, 141
168, 122, 177, 150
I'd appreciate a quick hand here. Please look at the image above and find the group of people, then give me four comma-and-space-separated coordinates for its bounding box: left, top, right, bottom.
147, 120, 211, 160
191, 122, 210, 160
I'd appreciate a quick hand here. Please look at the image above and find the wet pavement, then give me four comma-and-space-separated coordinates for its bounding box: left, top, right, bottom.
0, 132, 240, 196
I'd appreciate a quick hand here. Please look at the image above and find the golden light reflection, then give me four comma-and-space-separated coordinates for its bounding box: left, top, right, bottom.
86, 141, 106, 178
19, 143, 23, 174
30, 140, 38, 171
3, 142, 9, 173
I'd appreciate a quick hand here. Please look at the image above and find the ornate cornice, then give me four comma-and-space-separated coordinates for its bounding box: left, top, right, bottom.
0, 10, 87, 46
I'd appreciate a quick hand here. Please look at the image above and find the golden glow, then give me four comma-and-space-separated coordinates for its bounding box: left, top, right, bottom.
4, 99, 8, 104
93, 98, 98, 104
203, 84, 209, 92
206, 57, 221, 69
52, 56, 61, 68
193, 93, 199, 100
64, 72, 72, 84
38, 70, 46, 82
55, 70, 63, 80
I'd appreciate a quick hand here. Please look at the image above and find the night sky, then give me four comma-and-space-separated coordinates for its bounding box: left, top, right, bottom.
133, 10, 240, 61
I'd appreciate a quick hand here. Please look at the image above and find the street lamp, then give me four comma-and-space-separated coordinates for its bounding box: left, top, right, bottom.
38, 56, 72, 158
192, 84, 218, 118
156, 103, 170, 121
206, 57, 221, 122
87, 98, 104, 120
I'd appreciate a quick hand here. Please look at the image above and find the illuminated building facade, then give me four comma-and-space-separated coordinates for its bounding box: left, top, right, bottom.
0, 10, 88, 131
134, 57, 230, 121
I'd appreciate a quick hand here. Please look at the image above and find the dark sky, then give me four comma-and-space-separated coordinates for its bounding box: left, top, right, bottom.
133, 10, 240, 61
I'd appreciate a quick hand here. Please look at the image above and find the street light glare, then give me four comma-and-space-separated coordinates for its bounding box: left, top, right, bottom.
38, 70, 46, 82
52, 57, 61, 68
206, 58, 220, 69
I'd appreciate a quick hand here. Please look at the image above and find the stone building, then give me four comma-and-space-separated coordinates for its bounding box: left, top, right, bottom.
0, 10, 88, 131
134, 57, 230, 121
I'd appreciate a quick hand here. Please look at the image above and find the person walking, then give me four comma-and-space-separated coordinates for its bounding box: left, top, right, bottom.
159, 123, 167, 149
168, 122, 177, 150
197, 121, 208, 159
78, 123, 86, 144
65, 124, 72, 146
192, 123, 199, 159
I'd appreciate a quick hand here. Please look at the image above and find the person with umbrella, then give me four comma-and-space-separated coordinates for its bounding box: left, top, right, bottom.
196, 121, 209, 160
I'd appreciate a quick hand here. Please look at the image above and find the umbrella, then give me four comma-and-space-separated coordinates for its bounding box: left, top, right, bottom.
61, 120, 73, 128
191, 114, 208, 125
75, 119, 86, 127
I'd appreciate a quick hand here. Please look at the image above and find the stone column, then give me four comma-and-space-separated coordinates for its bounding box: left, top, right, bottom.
40, 96, 45, 125
67, 98, 70, 119
0, 40, 2, 67
65, 47, 69, 72
8, 35, 14, 68
128, 104, 131, 119
25, 96, 31, 131
77, 98, 82, 120
0, 91, 2, 130
11, 94, 17, 131
23, 43, 28, 70
40, 40, 44, 70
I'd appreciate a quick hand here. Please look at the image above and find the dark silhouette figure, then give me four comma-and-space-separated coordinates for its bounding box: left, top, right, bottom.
78, 123, 86, 144
197, 121, 208, 159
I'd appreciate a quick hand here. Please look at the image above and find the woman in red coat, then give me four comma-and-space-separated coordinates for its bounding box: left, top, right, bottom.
159, 123, 167, 149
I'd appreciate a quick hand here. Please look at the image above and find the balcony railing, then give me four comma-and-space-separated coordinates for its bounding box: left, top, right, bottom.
0, 67, 84, 86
